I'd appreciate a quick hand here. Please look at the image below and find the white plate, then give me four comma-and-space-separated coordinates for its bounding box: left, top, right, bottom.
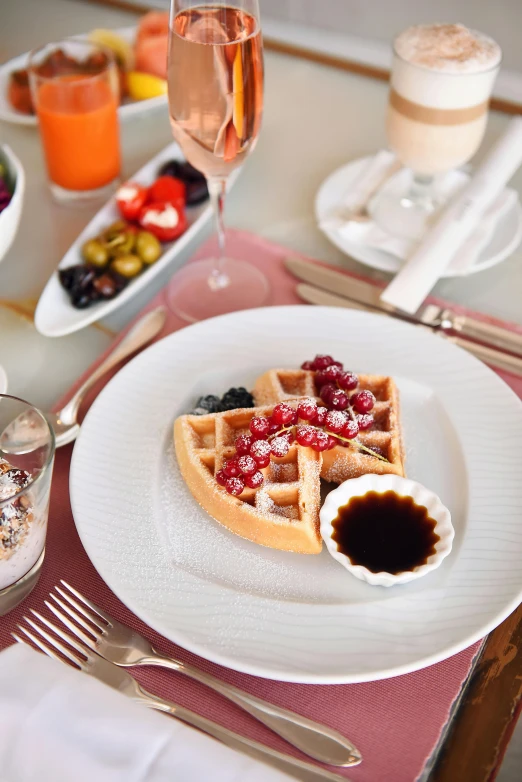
34, 143, 234, 337
315, 157, 522, 278
0, 27, 167, 127
70, 306, 522, 683
0, 364, 7, 394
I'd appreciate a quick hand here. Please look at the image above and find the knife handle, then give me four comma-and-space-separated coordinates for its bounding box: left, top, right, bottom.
442, 333, 522, 376
442, 310, 522, 358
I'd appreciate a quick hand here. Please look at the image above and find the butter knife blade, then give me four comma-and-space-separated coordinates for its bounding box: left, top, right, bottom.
286, 256, 522, 357
296, 283, 522, 377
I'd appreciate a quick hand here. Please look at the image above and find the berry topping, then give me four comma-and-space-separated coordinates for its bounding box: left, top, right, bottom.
310, 406, 327, 426
296, 425, 316, 447
282, 430, 295, 444
223, 458, 241, 478
267, 417, 280, 435
270, 436, 290, 458
357, 413, 375, 431
338, 371, 358, 391
216, 470, 228, 486
322, 364, 342, 382
312, 430, 330, 451
272, 403, 297, 426
250, 439, 272, 461
329, 390, 349, 410
237, 455, 257, 476
235, 434, 253, 455
220, 387, 255, 411
320, 383, 336, 404
301, 360, 314, 370
341, 419, 359, 439
351, 390, 375, 414
326, 435, 339, 450
225, 476, 245, 495
363, 445, 386, 459
312, 355, 334, 370
331, 360, 344, 370
249, 416, 271, 439
194, 394, 222, 413
244, 471, 264, 489
297, 398, 318, 421
325, 410, 348, 434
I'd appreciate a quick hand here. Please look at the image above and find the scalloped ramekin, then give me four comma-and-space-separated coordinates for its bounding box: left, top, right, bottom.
320, 474, 454, 587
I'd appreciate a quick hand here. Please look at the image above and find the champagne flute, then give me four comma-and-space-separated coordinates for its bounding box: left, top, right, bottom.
167, 0, 268, 322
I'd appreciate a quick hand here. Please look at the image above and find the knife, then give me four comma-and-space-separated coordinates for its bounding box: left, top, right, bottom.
285, 256, 522, 358
296, 282, 522, 377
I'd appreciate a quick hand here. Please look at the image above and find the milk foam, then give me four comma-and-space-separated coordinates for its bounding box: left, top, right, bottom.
395, 24, 501, 74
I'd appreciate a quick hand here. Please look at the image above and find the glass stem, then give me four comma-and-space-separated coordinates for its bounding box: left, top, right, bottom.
401, 174, 437, 211
207, 177, 230, 291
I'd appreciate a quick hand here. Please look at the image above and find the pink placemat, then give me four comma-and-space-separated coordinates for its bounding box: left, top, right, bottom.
3, 229, 522, 782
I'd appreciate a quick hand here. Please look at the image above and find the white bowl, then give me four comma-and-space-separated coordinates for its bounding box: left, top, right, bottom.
0, 144, 25, 263
320, 474, 454, 587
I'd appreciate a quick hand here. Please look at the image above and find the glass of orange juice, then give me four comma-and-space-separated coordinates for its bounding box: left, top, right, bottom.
28, 40, 121, 203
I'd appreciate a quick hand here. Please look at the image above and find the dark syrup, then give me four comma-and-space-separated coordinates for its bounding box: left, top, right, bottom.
331, 491, 440, 574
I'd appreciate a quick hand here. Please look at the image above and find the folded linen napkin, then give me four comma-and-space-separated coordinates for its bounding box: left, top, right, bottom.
320, 151, 518, 276
0, 644, 292, 782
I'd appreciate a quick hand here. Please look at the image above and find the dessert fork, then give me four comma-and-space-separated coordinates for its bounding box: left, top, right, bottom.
35, 581, 361, 768
13, 617, 354, 782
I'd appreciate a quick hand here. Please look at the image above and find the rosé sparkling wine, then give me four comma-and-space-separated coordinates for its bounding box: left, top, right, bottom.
168, 6, 263, 179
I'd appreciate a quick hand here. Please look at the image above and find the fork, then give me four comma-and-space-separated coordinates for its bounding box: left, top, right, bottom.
37, 581, 361, 768
13, 616, 354, 782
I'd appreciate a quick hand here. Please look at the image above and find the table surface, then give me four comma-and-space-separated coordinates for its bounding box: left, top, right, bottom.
1, 1, 521, 780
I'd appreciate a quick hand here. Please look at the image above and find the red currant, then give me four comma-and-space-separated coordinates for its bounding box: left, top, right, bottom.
310, 407, 327, 426
351, 390, 375, 414
338, 371, 358, 391
331, 360, 344, 370
226, 476, 245, 495
272, 403, 297, 426
364, 445, 386, 459
249, 416, 271, 439
314, 370, 329, 388
312, 355, 334, 370
341, 419, 359, 439
237, 455, 257, 476
271, 436, 290, 458
235, 434, 253, 455
329, 390, 349, 410
326, 435, 339, 450
296, 425, 316, 446
216, 470, 227, 486
312, 430, 330, 451
267, 417, 280, 435
323, 364, 342, 382
255, 454, 270, 469
282, 430, 295, 444
244, 471, 264, 489
357, 413, 375, 431
325, 410, 348, 434
250, 439, 271, 461
301, 360, 314, 370
297, 398, 317, 420
223, 459, 241, 478
320, 383, 336, 404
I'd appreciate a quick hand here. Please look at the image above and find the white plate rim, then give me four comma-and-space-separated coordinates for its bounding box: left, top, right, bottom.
315, 156, 522, 278
70, 305, 522, 683
0, 364, 7, 394
0, 27, 167, 127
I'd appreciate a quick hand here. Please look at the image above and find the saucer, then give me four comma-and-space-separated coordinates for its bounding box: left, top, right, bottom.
315, 155, 522, 278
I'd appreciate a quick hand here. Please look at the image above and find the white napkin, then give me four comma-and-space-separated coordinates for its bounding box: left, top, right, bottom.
0, 644, 293, 782
320, 151, 518, 276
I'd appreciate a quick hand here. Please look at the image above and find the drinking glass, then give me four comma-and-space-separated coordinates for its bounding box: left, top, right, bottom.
371, 30, 501, 240
0, 396, 55, 615
167, 0, 268, 322
28, 39, 121, 204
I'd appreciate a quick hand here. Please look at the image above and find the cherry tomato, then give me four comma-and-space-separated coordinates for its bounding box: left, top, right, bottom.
116, 182, 149, 221
149, 175, 186, 208
138, 201, 187, 242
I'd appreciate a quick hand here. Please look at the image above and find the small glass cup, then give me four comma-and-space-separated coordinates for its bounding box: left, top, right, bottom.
0, 395, 55, 615
28, 39, 121, 204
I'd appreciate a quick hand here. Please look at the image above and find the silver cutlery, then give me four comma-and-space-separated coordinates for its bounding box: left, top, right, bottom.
48, 307, 166, 447
34, 580, 361, 767
13, 617, 355, 782
296, 282, 522, 377
285, 255, 522, 358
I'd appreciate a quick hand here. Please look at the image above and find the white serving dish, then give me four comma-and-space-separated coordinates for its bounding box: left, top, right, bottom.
0, 364, 7, 394
0, 27, 167, 127
0, 144, 25, 264
320, 474, 454, 587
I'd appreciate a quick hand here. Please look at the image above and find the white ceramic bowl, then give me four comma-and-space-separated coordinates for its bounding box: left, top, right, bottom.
320, 474, 454, 587
0, 144, 25, 264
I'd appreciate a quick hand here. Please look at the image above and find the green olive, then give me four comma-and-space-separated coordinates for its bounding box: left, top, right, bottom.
111, 253, 143, 278
135, 231, 162, 264
111, 230, 136, 257
81, 239, 109, 268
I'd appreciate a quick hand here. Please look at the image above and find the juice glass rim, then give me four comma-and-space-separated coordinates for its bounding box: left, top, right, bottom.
27, 37, 117, 85
0, 394, 56, 508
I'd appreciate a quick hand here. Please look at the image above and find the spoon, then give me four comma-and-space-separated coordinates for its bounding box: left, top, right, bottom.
48, 306, 166, 448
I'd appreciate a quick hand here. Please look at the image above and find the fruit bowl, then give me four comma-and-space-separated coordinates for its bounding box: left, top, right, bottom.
0, 144, 25, 264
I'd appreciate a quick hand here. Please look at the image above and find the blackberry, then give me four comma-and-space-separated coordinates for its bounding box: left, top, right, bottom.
194, 394, 222, 414
220, 387, 255, 410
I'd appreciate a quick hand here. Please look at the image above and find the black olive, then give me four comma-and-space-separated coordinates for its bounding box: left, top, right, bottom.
186, 179, 209, 206
58, 267, 78, 291
110, 272, 129, 294
93, 273, 117, 299
71, 292, 94, 309
158, 159, 206, 183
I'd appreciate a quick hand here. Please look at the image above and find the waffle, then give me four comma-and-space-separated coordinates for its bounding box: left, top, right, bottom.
174, 404, 323, 554
253, 369, 405, 482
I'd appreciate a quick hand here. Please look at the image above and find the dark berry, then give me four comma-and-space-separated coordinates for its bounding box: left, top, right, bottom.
272, 403, 297, 426
301, 360, 314, 370
338, 371, 358, 391
220, 387, 254, 411
351, 390, 375, 414
235, 434, 253, 455
196, 395, 222, 414
296, 425, 316, 446
325, 410, 347, 434
341, 419, 359, 439
297, 398, 317, 420
238, 455, 257, 475
249, 416, 271, 439
320, 384, 336, 404
244, 471, 264, 489
329, 390, 349, 410
314, 370, 329, 389
226, 476, 245, 495
216, 470, 227, 486
312, 355, 334, 370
